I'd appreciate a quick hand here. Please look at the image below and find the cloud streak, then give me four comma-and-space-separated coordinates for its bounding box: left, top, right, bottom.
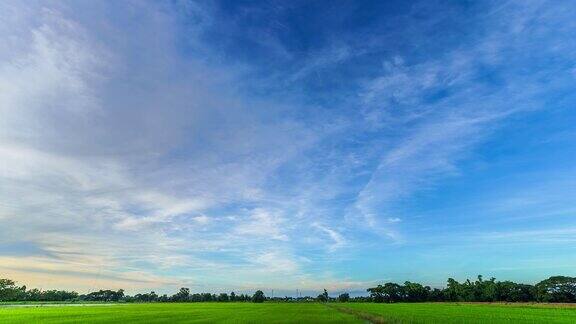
1, 0, 575, 293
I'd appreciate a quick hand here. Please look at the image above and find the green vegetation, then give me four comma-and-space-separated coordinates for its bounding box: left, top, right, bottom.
252, 290, 265, 303
3, 275, 576, 303
0, 303, 362, 323
339, 302, 576, 323
366, 275, 576, 303
2, 302, 576, 323
2, 275, 576, 322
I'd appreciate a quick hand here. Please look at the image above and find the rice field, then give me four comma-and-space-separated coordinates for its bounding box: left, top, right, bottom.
1, 302, 576, 323
338, 302, 576, 323
0, 303, 359, 323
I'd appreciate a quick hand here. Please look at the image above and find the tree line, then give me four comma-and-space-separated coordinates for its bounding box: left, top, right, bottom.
0, 278, 266, 303
366, 275, 576, 303
1, 275, 575, 303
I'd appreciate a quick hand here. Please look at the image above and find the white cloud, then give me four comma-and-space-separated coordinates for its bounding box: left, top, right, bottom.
312, 223, 346, 251
193, 215, 210, 225
253, 251, 299, 274
0, 1, 314, 291
349, 0, 576, 237
235, 208, 289, 241
1, 0, 575, 293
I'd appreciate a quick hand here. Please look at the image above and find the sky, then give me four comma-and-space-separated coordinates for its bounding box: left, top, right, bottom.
0, 0, 575, 296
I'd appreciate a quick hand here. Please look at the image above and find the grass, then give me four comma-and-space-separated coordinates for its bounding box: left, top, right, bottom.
0, 302, 362, 323
1, 302, 576, 323
339, 302, 576, 323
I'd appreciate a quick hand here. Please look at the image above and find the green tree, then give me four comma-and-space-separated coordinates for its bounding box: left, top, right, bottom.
367, 283, 403, 303
429, 288, 444, 301
535, 276, 576, 302
252, 290, 265, 303
317, 289, 329, 302
217, 293, 229, 302
496, 281, 534, 302
171, 287, 190, 302
0, 278, 26, 301
338, 292, 350, 302
403, 281, 430, 302
445, 278, 461, 301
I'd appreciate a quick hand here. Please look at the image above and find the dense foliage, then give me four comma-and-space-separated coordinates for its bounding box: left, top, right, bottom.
1, 275, 575, 303
366, 275, 576, 303
252, 290, 265, 303
0, 279, 78, 302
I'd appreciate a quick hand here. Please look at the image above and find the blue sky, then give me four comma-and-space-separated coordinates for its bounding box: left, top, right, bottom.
0, 0, 575, 296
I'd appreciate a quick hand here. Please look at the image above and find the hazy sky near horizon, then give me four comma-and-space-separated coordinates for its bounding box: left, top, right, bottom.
1, 0, 576, 295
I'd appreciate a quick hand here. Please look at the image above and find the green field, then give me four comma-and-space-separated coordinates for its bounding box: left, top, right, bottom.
1, 302, 576, 323
339, 303, 576, 323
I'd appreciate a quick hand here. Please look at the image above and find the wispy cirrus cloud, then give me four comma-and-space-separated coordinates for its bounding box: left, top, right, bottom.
0, 0, 317, 292
1, 0, 576, 293
348, 0, 576, 237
